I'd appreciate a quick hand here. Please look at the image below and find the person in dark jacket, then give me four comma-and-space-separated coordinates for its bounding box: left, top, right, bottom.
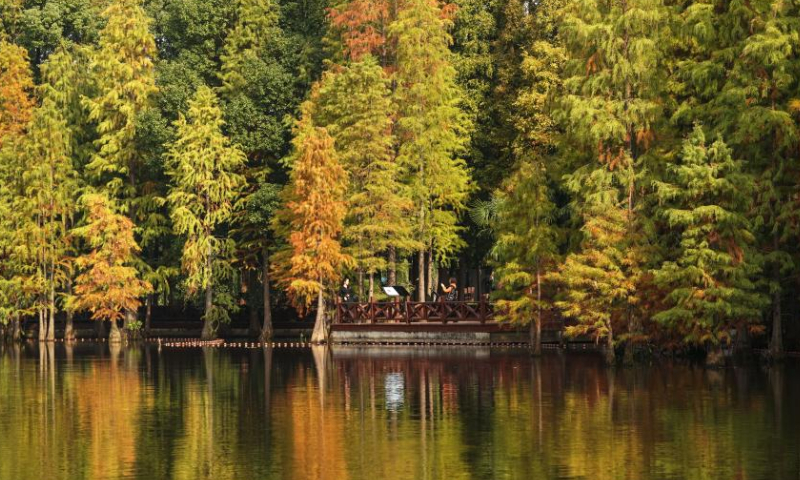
440, 277, 458, 301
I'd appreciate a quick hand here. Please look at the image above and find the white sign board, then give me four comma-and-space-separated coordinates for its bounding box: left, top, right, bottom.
382, 286, 399, 297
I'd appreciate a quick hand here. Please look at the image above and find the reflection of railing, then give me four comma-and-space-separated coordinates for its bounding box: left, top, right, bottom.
335, 300, 497, 324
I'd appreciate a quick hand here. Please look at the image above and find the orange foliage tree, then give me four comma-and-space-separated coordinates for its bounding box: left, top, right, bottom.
272, 121, 351, 343
328, 0, 391, 63
70, 193, 152, 342
0, 40, 34, 149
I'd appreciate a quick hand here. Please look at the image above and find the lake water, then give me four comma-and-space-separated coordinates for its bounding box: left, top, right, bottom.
0, 343, 797, 480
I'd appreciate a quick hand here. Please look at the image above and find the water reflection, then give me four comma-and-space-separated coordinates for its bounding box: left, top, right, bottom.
0, 343, 797, 480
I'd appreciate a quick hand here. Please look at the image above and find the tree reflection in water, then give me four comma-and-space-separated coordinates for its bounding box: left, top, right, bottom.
0, 343, 798, 480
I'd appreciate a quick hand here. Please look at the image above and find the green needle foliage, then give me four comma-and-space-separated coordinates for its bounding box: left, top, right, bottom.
653, 126, 766, 347
313, 56, 417, 296
390, 0, 471, 298
491, 161, 559, 355
166, 85, 246, 340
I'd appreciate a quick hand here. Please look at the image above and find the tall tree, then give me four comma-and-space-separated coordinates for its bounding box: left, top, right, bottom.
19, 62, 80, 341
272, 121, 351, 343
83, 0, 158, 331
672, 0, 800, 359
550, 170, 638, 364
70, 193, 152, 343
491, 161, 559, 355
390, 0, 472, 300
313, 57, 417, 298
0, 40, 35, 341
653, 127, 765, 364
556, 0, 667, 355
166, 86, 246, 340
218, 0, 295, 340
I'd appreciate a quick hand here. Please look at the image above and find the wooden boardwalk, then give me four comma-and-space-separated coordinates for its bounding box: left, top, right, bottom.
333, 300, 564, 334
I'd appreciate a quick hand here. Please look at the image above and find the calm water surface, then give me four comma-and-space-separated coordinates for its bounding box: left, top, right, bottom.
0, 343, 798, 480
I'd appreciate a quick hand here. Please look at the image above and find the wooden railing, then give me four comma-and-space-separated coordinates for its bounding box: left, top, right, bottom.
335, 299, 497, 324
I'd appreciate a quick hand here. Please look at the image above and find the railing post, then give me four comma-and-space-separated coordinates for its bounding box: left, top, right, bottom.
479, 297, 486, 324
369, 298, 376, 324
405, 299, 411, 324
335, 298, 341, 324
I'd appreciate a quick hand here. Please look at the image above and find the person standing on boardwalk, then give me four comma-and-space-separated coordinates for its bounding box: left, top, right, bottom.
441, 277, 458, 301
339, 278, 353, 302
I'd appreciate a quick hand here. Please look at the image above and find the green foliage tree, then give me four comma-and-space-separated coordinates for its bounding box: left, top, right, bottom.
390, 0, 472, 300
313, 57, 417, 298
550, 170, 639, 364
166, 85, 246, 340
653, 127, 765, 363
491, 161, 559, 355
672, 0, 800, 360
556, 0, 668, 357
19, 65, 80, 341
84, 0, 157, 197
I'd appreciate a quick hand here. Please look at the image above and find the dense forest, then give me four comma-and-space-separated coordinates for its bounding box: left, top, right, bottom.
0, 0, 798, 361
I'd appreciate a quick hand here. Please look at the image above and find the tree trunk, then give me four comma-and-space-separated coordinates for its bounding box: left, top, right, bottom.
531, 269, 542, 356
358, 268, 364, 302
64, 309, 75, 342
201, 284, 216, 341
388, 247, 397, 286
427, 249, 435, 300
109, 318, 122, 344
311, 287, 327, 344
259, 252, 273, 343
604, 326, 615, 365
38, 309, 45, 342
368, 272, 374, 301
247, 270, 259, 338
770, 273, 784, 361
417, 249, 425, 302
47, 284, 55, 341
144, 293, 153, 338
477, 267, 483, 301
124, 309, 140, 341
65, 280, 75, 342
10, 315, 21, 342
458, 256, 467, 301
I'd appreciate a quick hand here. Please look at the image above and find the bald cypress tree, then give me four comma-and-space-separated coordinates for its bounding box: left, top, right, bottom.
314, 57, 417, 299
0, 41, 35, 341
21, 75, 79, 341
272, 121, 351, 344
653, 127, 765, 364
84, 0, 158, 332
556, 0, 668, 357
390, 0, 472, 300
71, 193, 152, 343
167, 86, 246, 341
84, 0, 157, 196
491, 161, 559, 356
672, 0, 800, 359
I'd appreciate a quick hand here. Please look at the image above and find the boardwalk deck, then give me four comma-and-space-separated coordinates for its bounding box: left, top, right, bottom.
335, 300, 497, 325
